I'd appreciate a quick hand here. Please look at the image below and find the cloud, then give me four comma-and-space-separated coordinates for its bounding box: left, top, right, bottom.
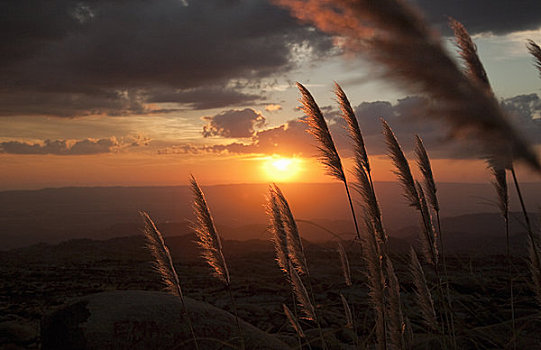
0, 0, 332, 117
265, 104, 283, 112
162, 118, 315, 155
413, 0, 541, 36
160, 93, 541, 160
147, 87, 262, 111
0, 136, 149, 155
202, 108, 266, 138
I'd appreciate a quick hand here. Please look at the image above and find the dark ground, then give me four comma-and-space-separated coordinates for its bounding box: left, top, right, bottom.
1, 234, 540, 349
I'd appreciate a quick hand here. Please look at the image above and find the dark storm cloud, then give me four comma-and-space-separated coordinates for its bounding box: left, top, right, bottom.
0, 0, 332, 117
160, 93, 541, 160
202, 108, 266, 138
413, 0, 541, 35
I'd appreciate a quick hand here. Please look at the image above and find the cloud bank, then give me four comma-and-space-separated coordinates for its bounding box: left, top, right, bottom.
161, 93, 541, 160
0, 0, 332, 117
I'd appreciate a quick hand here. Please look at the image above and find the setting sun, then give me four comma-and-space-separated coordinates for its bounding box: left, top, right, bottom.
262, 156, 303, 182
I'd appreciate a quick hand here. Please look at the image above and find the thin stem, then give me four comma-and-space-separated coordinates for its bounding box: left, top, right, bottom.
436, 210, 457, 349
315, 314, 327, 350
418, 205, 449, 346
176, 285, 200, 350
510, 168, 541, 267
510, 168, 535, 239
344, 181, 361, 241
505, 216, 516, 350
290, 291, 304, 350
366, 169, 388, 350
350, 302, 361, 349
226, 284, 245, 350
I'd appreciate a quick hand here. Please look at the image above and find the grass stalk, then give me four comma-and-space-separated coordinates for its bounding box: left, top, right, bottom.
296, 82, 361, 241
190, 175, 244, 349
140, 212, 200, 350
416, 135, 456, 347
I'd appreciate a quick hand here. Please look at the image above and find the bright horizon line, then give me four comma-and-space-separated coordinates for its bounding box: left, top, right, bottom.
4, 180, 540, 193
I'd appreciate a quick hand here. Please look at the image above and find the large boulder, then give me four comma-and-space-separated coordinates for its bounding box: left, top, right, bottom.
41, 290, 290, 350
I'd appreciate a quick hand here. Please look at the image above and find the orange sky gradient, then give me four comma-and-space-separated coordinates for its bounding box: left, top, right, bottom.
2, 151, 540, 191
1, 1, 541, 191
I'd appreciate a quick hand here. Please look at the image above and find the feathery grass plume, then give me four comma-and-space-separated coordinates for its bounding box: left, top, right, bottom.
289, 257, 325, 350
140, 211, 200, 350
335, 82, 370, 174
362, 215, 387, 350
449, 18, 490, 89
385, 256, 406, 350
337, 242, 352, 286
190, 175, 244, 349
353, 153, 387, 246
451, 19, 514, 172
266, 187, 290, 275
141, 211, 184, 296
416, 181, 438, 266
382, 119, 420, 210
297, 82, 345, 182
275, 0, 540, 171
297, 82, 361, 241
449, 18, 513, 346
415, 134, 457, 347
340, 293, 354, 328
272, 184, 308, 275
190, 175, 230, 285
415, 136, 439, 213
289, 261, 316, 321
527, 39, 541, 78
283, 304, 306, 338
409, 248, 438, 332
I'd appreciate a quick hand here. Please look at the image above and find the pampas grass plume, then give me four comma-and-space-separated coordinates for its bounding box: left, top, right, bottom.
190, 175, 230, 285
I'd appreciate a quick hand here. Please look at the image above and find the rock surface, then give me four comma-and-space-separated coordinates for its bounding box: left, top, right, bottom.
41, 290, 290, 350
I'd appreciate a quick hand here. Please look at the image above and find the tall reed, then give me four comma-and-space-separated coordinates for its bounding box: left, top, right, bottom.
382, 119, 453, 345
273, 184, 310, 277
190, 175, 244, 349
266, 187, 290, 275
409, 248, 438, 333
140, 211, 199, 350
267, 184, 325, 349
415, 135, 456, 346
289, 261, 327, 349
336, 84, 406, 348
362, 216, 387, 350
451, 20, 534, 345
296, 82, 361, 241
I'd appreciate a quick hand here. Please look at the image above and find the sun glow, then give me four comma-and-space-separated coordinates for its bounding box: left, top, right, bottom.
262, 156, 303, 182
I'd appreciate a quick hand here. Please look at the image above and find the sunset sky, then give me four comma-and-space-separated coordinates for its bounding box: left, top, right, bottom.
1, 0, 541, 190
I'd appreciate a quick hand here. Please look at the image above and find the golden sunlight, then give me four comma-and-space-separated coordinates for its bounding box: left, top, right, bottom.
261, 156, 303, 182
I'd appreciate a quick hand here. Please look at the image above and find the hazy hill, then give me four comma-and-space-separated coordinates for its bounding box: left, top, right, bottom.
1, 182, 541, 249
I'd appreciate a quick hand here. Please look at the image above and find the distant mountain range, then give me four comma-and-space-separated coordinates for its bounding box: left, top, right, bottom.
1, 183, 540, 250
